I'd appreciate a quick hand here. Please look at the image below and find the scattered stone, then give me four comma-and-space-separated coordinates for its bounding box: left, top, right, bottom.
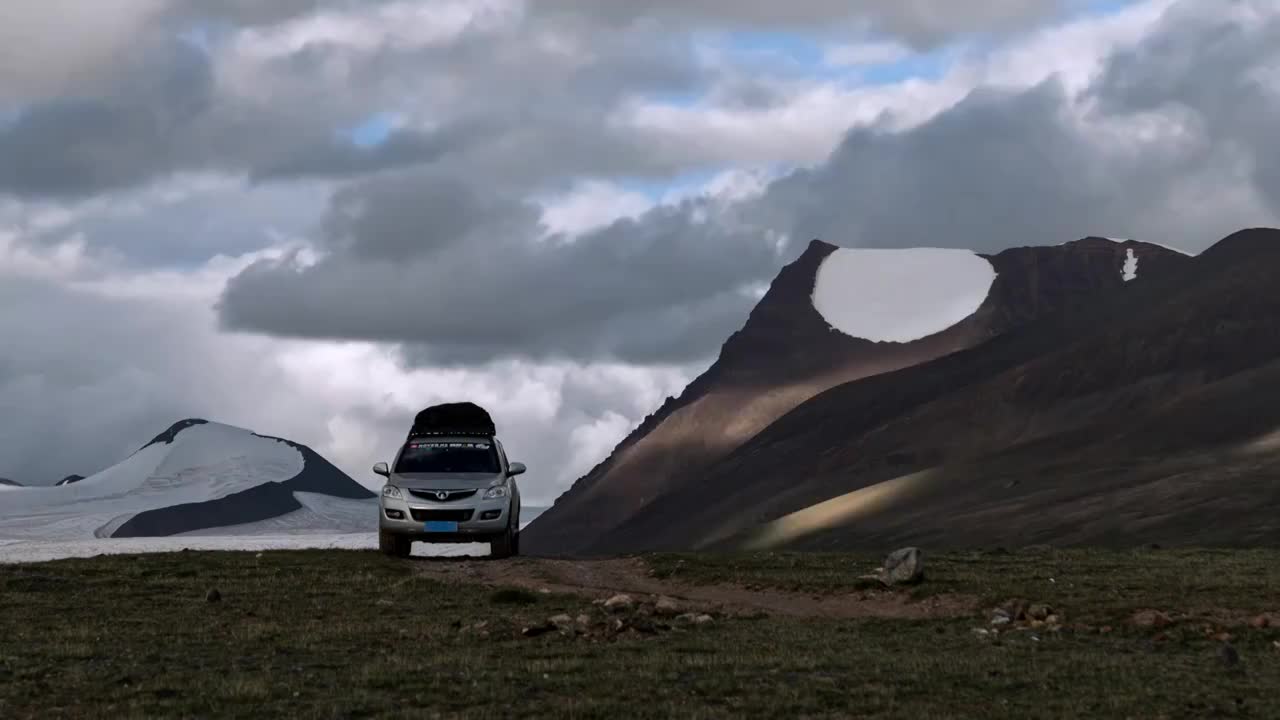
1131, 610, 1172, 629
522, 622, 556, 638
855, 572, 889, 588
549, 614, 573, 627
1250, 615, 1271, 629
654, 596, 681, 616
604, 594, 634, 612
538, 589, 551, 595
1027, 604, 1053, 622
883, 547, 924, 585
575, 614, 593, 627
991, 609, 1012, 627
376, 599, 394, 607
1029, 620, 1046, 630
674, 613, 699, 625
1002, 599, 1030, 621
205, 589, 222, 603
972, 628, 991, 638
693, 614, 714, 626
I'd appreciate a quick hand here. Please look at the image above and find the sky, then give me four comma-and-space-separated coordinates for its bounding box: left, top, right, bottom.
2, 0, 1279, 501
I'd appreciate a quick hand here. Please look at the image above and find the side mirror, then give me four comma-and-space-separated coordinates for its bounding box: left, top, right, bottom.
507, 462, 527, 477
373, 462, 390, 477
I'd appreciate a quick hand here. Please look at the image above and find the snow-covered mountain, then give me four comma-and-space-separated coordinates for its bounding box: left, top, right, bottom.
0, 419, 376, 541
0, 478, 22, 489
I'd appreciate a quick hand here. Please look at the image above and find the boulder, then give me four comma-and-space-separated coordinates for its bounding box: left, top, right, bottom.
883, 547, 924, 585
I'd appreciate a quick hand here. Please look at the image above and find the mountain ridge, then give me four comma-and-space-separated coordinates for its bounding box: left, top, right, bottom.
525, 234, 1190, 555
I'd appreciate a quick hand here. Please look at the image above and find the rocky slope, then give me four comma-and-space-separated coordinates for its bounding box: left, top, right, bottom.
583, 229, 1280, 552
524, 235, 1189, 555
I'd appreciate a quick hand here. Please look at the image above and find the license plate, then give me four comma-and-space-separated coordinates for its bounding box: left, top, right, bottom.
424, 521, 458, 533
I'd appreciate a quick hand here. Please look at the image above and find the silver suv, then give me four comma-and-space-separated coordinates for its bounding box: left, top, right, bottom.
374, 435, 525, 558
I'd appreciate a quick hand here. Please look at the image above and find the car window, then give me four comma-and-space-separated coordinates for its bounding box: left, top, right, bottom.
394, 440, 500, 474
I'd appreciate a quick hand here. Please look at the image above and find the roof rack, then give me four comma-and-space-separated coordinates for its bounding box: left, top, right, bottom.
406, 429, 494, 439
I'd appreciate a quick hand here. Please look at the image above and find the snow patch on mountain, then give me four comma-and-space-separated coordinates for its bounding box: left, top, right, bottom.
0, 420, 374, 542
1122, 248, 1139, 281
811, 248, 997, 343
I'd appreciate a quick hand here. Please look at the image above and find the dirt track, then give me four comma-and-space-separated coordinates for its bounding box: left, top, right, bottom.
412, 556, 977, 619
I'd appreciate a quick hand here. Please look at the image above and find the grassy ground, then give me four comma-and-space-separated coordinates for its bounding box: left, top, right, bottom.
1, 549, 1278, 719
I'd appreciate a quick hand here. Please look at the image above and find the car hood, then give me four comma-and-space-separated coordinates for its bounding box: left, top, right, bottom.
390, 472, 504, 491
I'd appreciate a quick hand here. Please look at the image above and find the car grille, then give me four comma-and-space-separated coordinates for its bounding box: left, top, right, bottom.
407, 489, 478, 502
410, 509, 474, 522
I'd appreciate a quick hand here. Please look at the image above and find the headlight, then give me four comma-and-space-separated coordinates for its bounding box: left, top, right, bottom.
483, 485, 508, 499
382, 485, 402, 499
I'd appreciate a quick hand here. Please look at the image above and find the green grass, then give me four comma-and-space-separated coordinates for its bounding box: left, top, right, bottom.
1, 549, 1279, 719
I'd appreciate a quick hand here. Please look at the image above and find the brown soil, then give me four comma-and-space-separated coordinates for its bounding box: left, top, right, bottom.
412, 556, 978, 620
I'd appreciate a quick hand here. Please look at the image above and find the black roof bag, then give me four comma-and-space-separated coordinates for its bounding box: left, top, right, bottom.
410, 402, 495, 438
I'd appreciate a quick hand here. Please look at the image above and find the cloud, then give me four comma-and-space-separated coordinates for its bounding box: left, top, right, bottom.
534, 0, 1068, 47
217, 168, 788, 363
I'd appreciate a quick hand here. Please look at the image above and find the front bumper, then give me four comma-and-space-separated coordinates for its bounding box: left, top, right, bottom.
379, 491, 511, 542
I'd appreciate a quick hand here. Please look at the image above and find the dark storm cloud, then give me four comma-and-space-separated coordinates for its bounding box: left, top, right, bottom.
533, 0, 1068, 46
217, 168, 786, 363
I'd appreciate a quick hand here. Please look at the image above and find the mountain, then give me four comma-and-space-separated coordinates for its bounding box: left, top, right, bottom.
0, 478, 21, 488
524, 235, 1190, 556
0, 419, 376, 541
623, 228, 1280, 552
56, 475, 85, 486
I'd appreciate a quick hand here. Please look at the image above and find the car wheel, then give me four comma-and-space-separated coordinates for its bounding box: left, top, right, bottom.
379, 530, 412, 558
490, 516, 517, 560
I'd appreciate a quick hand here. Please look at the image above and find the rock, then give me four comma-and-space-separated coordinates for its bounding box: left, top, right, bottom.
882, 547, 924, 585
549, 614, 573, 627
674, 613, 699, 625
654, 596, 681, 616
575, 614, 593, 627
1250, 615, 1271, 629
1003, 599, 1030, 621
604, 594, 634, 612
538, 589, 551, 595
205, 589, 222, 603
693, 614, 714, 625
1045, 614, 1060, 626
1027, 604, 1053, 622
522, 622, 556, 638
1131, 610, 1172, 629
990, 610, 1012, 627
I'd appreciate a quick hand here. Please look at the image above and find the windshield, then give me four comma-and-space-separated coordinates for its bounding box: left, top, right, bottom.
394, 440, 500, 474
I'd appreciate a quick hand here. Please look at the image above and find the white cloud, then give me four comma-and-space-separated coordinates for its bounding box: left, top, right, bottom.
539, 181, 654, 237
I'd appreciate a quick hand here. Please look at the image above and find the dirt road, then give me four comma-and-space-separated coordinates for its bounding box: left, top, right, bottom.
412, 556, 976, 619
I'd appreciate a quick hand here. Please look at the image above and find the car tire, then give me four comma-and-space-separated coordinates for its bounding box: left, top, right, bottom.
490, 514, 518, 560
379, 530, 412, 558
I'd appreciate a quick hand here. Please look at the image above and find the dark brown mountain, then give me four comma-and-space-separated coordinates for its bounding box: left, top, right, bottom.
523, 235, 1189, 556
576, 228, 1280, 553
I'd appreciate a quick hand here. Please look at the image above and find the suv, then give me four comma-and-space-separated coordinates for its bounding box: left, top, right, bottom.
374, 434, 525, 558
